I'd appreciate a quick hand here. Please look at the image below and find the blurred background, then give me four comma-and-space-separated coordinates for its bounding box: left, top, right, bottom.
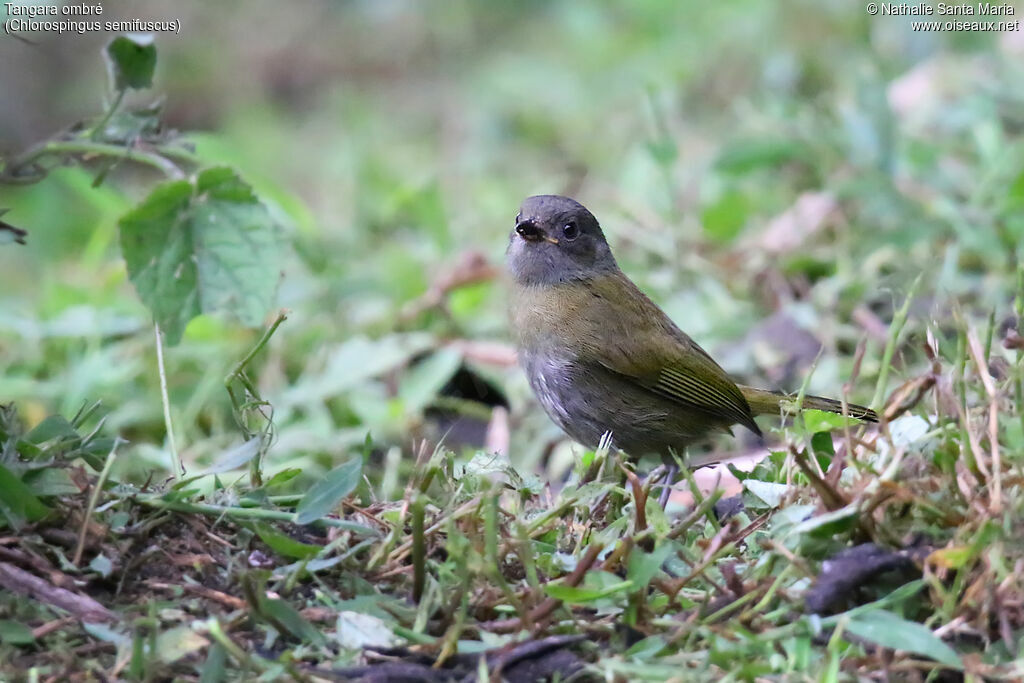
2, 0, 1023, 488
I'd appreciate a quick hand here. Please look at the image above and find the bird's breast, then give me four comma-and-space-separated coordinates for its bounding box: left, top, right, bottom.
508, 280, 602, 357
518, 349, 577, 433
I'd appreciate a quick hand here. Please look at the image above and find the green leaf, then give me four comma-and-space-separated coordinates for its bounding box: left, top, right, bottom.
811, 431, 836, 457
118, 167, 282, 345
398, 348, 462, 415
105, 34, 157, 91
714, 138, 813, 174
744, 480, 789, 508
262, 468, 302, 491
304, 334, 434, 400
0, 463, 51, 528
1007, 169, 1024, 210
154, 625, 209, 664
626, 543, 676, 589
174, 438, 262, 489
23, 415, 79, 443
624, 635, 667, 659
543, 578, 633, 604
253, 522, 322, 560
89, 554, 114, 578
24, 467, 80, 497
701, 190, 749, 243
845, 610, 962, 669
927, 546, 974, 570
646, 139, 677, 167
790, 504, 858, 538
294, 458, 363, 524
83, 622, 129, 646
199, 642, 227, 683
803, 409, 859, 434
258, 596, 325, 644
0, 620, 35, 646
334, 611, 401, 650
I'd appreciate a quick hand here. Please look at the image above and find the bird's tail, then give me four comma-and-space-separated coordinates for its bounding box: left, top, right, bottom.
738, 386, 878, 423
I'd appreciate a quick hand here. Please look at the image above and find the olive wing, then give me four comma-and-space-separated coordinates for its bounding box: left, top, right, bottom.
579, 274, 760, 435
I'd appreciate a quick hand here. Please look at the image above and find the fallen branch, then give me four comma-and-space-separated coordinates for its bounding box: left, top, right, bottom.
0, 562, 116, 623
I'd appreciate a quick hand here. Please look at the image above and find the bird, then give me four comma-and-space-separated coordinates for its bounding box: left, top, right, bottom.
505, 195, 876, 500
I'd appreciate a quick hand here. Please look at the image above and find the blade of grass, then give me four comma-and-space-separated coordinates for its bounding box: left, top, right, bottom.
871, 273, 923, 410
966, 325, 1002, 513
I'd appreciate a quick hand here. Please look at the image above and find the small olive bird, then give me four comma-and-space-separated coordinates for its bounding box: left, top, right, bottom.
506, 195, 876, 501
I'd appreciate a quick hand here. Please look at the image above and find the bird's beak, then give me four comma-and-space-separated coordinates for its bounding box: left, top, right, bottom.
515, 219, 542, 242
515, 220, 559, 244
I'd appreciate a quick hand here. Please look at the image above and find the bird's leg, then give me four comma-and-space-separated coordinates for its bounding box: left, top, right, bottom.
658, 464, 679, 508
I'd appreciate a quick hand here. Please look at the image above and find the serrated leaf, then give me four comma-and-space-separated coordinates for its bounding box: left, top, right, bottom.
845, 610, 962, 669
294, 457, 363, 524
105, 34, 157, 91
118, 167, 281, 345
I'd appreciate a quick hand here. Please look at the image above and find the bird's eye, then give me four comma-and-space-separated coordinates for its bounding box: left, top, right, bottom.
562, 221, 579, 241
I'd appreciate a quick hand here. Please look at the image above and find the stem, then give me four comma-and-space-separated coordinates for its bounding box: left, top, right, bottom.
225, 311, 288, 487
74, 438, 122, 566
205, 618, 265, 673
155, 323, 183, 479
133, 496, 378, 534
2, 139, 187, 184
225, 311, 288, 385
88, 88, 126, 141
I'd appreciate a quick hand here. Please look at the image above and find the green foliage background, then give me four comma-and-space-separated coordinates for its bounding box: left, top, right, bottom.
1, 0, 1022, 485
2, 1, 1024, 679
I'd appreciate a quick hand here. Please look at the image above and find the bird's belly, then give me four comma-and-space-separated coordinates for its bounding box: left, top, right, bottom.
520, 352, 718, 456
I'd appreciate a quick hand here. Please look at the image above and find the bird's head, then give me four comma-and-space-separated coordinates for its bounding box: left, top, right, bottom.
505, 195, 617, 286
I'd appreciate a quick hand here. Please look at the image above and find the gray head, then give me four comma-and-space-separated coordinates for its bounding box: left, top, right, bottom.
506, 195, 618, 286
